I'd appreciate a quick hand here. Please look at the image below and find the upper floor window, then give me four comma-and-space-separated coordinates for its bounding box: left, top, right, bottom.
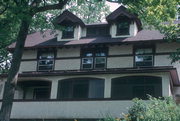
37, 50, 55, 71
111, 76, 162, 100
116, 21, 130, 35
134, 46, 154, 67
58, 78, 104, 99
62, 25, 74, 39
81, 48, 108, 69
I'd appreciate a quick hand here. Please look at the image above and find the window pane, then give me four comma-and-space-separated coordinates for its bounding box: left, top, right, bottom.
83, 58, 93, 64
33, 88, 50, 99
38, 65, 53, 71
95, 57, 106, 68
58, 78, 105, 99
89, 79, 104, 98
73, 81, 88, 98
39, 60, 53, 65
135, 48, 152, 55
111, 76, 162, 100
62, 26, 74, 38
59, 81, 72, 99
135, 55, 152, 62
39, 52, 54, 59
116, 21, 130, 35
82, 58, 93, 69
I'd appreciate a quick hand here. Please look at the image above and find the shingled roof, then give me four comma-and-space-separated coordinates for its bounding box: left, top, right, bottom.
8, 29, 164, 49
106, 6, 142, 30
53, 10, 85, 27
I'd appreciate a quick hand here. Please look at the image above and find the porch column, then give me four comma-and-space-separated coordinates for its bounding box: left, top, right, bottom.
50, 80, 58, 99
104, 77, 111, 98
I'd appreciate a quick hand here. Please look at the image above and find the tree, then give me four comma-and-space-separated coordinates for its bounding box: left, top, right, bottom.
102, 97, 180, 121
125, 97, 180, 121
68, 0, 110, 24
0, 1, 70, 120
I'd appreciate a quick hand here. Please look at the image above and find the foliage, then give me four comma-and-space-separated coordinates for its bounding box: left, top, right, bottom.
68, 0, 110, 24
102, 96, 180, 121
126, 96, 180, 121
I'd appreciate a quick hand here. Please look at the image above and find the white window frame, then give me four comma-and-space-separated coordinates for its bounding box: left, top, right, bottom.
82, 57, 93, 69
94, 57, 106, 69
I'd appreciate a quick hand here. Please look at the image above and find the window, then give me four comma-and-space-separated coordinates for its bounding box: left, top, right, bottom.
62, 25, 74, 39
86, 26, 110, 37
58, 78, 104, 99
134, 47, 154, 67
37, 50, 55, 71
116, 21, 130, 35
111, 76, 162, 100
81, 48, 108, 69
18, 81, 51, 100
33, 87, 51, 99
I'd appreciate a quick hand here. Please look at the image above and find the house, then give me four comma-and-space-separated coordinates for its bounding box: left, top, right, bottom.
0, 6, 180, 121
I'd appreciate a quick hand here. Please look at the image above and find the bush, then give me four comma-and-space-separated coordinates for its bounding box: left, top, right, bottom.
102, 96, 180, 121
125, 96, 180, 121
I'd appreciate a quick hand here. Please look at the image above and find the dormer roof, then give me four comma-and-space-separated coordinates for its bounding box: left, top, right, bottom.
53, 10, 85, 27
106, 6, 142, 30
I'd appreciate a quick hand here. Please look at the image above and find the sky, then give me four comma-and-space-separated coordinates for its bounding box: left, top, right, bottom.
106, 1, 120, 12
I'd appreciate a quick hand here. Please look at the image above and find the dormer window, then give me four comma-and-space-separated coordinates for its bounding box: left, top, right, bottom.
116, 21, 130, 35
62, 25, 74, 39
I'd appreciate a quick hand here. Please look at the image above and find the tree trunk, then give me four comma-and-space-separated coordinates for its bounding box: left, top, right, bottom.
0, 19, 31, 121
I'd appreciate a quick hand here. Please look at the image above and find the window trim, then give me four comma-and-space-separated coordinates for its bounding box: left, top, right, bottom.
133, 45, 155, 67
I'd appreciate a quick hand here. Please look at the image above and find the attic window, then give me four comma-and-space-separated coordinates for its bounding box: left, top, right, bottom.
62, 25, 74, 39
116, 21, 130, 35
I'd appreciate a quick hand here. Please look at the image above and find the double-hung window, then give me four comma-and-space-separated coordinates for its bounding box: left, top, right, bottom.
134, 46, 154, 67
62, 25, 74, 39
116, 18, 130, 36
37, 50, 55, 71
81, 48, 108, 69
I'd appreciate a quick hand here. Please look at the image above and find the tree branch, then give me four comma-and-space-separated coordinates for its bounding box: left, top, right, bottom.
34, 0, 69, 13
0, 7, 7, 15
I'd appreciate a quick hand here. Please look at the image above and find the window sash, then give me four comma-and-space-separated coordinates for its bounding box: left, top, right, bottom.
116, 21, 130, 35
38, 59, 54, 71
62, 26, 74, 38
82, 58, 93, 69
94, 57, 106, 69
134, 47, 154, 67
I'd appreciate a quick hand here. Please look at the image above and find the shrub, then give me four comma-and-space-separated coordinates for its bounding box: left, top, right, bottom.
125, 96, 180, 121
102, 96, 180, 121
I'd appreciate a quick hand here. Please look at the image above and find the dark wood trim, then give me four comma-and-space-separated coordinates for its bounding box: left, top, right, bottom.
0, 97, 150, 102
14, 66, 175, 77
56, 57, 81, 60
108, 54, 133, 57
21, 59, 37, 61
20, 52, 173, 62
10, 118, 100, 121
